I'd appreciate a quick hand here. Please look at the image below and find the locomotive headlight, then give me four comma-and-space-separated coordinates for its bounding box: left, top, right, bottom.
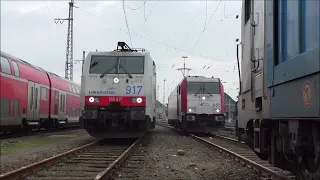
136, 98, 142, 103
188, 109, 192, 112
89, 97, 95, 103
216, 109, 220, 113
114, 78, 119, 83
202, 96, 206, 100
88, 97, 100, 103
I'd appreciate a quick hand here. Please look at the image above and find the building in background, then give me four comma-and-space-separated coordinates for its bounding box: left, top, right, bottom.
156, 100, 167, 121
224, 93, 236, 126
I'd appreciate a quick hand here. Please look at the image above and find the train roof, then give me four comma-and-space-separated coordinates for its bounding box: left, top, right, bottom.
1, 51, 80, 86
186, 76, 220, 82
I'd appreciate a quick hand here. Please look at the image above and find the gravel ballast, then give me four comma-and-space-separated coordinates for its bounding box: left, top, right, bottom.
113, 125, 263, 180
0, 129, 96, 174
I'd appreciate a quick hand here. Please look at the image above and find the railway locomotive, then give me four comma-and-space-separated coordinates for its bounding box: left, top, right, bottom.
0, 51, 81, 133
167, 76, 225, 133
236, 0, 319, 179
80, 42, 157, 138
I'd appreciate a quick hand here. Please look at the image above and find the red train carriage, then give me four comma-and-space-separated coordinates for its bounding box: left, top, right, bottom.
0, 51, 80, 133
167, 76, 226, 133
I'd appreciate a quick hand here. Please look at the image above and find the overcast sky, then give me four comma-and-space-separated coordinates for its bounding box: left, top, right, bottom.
1, 0, 241, 103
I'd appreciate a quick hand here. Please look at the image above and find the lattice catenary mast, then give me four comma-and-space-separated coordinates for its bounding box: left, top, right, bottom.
176, 56, 192, 76
54, 0, 77, 81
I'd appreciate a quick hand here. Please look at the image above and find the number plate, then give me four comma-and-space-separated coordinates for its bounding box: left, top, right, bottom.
109, 97, 123, 102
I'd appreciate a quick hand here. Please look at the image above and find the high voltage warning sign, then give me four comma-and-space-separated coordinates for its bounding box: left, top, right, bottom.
302, 81, 312, 108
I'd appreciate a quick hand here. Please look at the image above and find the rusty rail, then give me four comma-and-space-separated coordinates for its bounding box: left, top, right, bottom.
156, 122, 292, 180
0, 141, 98, 180
94, 132, 146, 180
190, 134, 291, 180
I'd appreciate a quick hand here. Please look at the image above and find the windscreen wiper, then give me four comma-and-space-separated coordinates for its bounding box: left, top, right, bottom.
119, 64, 133, 78
203, 88, 213, 96
90, 61, 99, 68
100, 65, 116, 78
194, 88, 202, 96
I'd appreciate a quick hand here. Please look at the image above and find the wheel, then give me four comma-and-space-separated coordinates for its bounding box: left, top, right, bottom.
295, 156, 320, 180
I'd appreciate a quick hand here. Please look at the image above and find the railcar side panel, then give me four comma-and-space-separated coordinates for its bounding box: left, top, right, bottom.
167, 86, 178, 122
0, 73, 27, 126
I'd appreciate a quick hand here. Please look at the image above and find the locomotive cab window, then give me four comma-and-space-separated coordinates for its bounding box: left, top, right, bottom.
11, 61, 20, 77
203, 82, 220, 94
0, 57, 12, 75
89, 56, 117, 74
187, 82, 202, 94
118, 56, 144, 74
89, 56, 144, 74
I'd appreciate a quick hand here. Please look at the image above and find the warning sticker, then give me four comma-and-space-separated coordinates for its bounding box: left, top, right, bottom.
302, 81, 312, 108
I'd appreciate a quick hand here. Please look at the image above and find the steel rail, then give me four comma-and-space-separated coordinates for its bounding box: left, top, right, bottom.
0, 141, 98, 180
94, 132, 147, 180
190, 134, 291, 180
156, 122, 291, 180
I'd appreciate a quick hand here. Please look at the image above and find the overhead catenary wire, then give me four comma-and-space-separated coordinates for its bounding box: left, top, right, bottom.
76, 5, 235, 64
44, 0, 54, 18
143, 0, 159, 23
124, 1, 146, 10
191, 0, 223, 52
50, 0, 59, 16
122, 0, 133, 46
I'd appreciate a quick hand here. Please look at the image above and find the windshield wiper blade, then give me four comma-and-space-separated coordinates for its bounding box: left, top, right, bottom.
100, 65, 116, 78
203, 88, 213, 96
90, 61, 99, 68
119, 65, 133, 78
194, 88, 202, 96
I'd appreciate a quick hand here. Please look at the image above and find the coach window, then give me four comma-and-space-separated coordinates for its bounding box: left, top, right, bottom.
0, 98, 10, 117
11, 61, 20, 77
244, 0, 251, 24
41, 87, 47, 101
35, 88, 38, 110
0, 57, 12, 75
63, 95, 66, 112
68, 84, 72, 92
13, 100, 19, 116
75, 87, 80, 94
70, 85, 74, 94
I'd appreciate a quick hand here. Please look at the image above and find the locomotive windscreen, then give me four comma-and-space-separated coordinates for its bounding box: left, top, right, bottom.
89, 56, 144, 74
203, 82, 220, 94
187, 82, 220, 94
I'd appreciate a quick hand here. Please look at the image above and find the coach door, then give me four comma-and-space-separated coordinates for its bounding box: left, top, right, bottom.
27, 81, 40, 120
58, 91, 66, 119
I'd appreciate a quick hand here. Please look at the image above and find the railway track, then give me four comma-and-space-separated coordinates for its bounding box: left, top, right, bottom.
0, 133, 147, 180
156, 122, 296, 180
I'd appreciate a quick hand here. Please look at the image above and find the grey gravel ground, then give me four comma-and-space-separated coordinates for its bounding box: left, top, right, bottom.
0, 129, 96, 174
113, 125, 263, 180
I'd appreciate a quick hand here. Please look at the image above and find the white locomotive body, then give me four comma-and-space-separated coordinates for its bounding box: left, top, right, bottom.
80, 42, 156, 138
168, 76, 225, 133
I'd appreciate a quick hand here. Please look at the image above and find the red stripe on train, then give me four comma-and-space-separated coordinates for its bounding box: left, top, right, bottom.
85, 96, 146, 107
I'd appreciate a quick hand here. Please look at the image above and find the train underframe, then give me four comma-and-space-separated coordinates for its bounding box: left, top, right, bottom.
237, 119, 320, 179
169, 114, 225, 133
80, 106, 155, 138
0, 117, 77, 134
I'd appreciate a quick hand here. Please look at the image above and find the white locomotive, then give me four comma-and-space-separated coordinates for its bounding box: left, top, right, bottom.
167, 76, 225, 133
80, 42, 156, 138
